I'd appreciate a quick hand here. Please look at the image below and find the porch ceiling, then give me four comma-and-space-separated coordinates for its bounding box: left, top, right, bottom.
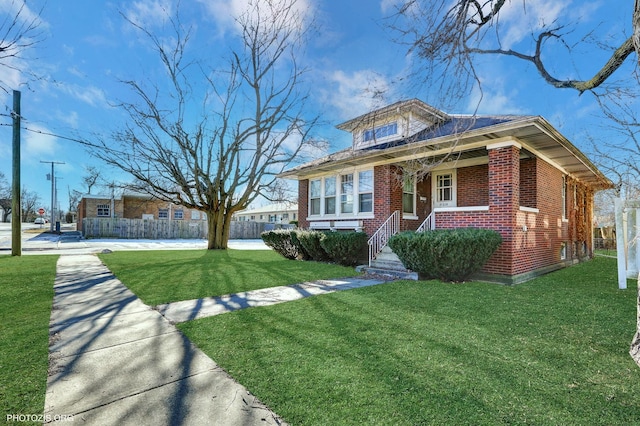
280, 116, 613, 190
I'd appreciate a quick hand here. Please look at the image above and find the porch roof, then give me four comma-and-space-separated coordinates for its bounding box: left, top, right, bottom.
279, 115, 613, 190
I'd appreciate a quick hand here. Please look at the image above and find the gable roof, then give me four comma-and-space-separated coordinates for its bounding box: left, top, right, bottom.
280, 112, 613, 190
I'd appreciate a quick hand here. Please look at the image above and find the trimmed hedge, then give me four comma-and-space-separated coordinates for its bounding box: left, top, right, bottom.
262, 229, 368, 266
296, 230, 331, 262
388, 228, 502, 282
320, 231, 368, 267
261, 230, 309, 260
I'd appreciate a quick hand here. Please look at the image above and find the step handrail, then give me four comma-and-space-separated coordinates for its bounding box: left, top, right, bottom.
416, 211, 435, 233
367, 210, 400, 266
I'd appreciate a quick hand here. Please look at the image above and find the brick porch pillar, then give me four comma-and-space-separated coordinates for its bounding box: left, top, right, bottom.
486, 141, 521, 276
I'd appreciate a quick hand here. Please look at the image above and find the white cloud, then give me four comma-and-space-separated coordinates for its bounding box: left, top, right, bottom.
23, 124, 59, 160
380, 0, 404, 14
197, 0, 314, 37
322, 69, 396, 118
122, 0, 174, 30
493, 0, 574, 49
468, 82, 527, 115
57, 83, 107, 108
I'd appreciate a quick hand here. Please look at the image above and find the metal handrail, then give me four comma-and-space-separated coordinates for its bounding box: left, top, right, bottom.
416, 211, 435, 233
367, 210, 400, 266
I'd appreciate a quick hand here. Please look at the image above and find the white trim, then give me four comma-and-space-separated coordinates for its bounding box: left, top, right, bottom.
486, 140, 522, 151
434, 206, 489, 212
403, 214, 419, 220
519, 206, 540, 213
432, 169, 457, 209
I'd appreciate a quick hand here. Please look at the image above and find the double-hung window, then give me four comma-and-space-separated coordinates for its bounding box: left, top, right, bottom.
310, 179, 321, 215
309, 170, 373, 217
358, 170, 373, 213
403, 176, 415, 214
340, 173, 354, 214
325, 177, 336, 215
174, 209, 184, 220
158, 208, 169, 219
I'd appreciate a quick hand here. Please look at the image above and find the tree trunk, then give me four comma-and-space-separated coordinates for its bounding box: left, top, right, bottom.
206, 209, 229, 249
631, 273, 640, 367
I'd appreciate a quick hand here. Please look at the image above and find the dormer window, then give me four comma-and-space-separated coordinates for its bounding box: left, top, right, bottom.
363, 122, 398, 143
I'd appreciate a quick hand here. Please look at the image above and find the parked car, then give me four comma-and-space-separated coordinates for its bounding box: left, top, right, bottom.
34, 217, 45, 224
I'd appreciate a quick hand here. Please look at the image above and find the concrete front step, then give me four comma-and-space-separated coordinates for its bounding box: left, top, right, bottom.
356, 265, 418, 280
362, 245, 418, 280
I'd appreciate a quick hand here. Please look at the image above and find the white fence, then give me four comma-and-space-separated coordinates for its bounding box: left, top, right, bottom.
82, 218, 292, 240
615, 198, 640, 289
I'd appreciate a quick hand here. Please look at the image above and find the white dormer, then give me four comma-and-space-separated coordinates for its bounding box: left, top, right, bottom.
336, 99, 450, 149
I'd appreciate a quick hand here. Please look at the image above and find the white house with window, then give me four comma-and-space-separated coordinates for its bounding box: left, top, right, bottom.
233, 202, 298, 224
278, 99, 612, 284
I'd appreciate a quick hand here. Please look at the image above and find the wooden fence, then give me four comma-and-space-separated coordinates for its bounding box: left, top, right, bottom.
82, 218, 294, 240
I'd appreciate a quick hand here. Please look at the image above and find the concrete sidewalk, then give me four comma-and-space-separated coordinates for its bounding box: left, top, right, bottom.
44, 254, 285, 425
157, 277, 389, 323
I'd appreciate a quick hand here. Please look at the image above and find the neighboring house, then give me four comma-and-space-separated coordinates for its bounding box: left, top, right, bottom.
77, 193, 207, 231
233, 202, 298, 224
279, 99, 613, 284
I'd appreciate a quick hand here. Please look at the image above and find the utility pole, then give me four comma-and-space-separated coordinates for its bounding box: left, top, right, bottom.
11, 90, 21, 256
41, 160, 65, 232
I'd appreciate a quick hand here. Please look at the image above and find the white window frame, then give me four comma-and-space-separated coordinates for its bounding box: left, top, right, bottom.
324, 176, 336, 215
358, 170, 373, 213
402, 175, 416, 217
310, 179, 321, 216
432, 169, 457, 209
96, 204, 110, 217
173, 209, 184, 220
158, 208, 169, 219
307, 168, 374, 219
363, 121, 398, 143
340, 173, 354, 214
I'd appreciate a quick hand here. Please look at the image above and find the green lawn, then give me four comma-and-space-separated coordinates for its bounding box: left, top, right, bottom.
0, 255, 57, 423
99, 249, 360, 306
178, 257, 640, 425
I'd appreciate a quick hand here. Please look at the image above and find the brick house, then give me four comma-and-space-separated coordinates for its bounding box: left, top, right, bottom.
279, 99, 613, 284
77, 193, 206, 231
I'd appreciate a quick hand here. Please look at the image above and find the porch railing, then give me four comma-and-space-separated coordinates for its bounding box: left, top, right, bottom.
368, 210, 400, 266
416, 211, 435, 233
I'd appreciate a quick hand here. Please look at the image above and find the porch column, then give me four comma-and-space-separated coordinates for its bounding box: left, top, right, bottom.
487, 141, 521, 276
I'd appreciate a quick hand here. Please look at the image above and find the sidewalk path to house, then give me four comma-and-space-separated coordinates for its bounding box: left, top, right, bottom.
156, 276, 389, 324
45, 254, 286, 425
45, 254, 390, 425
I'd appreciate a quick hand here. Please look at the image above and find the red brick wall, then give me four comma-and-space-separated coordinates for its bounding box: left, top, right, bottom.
361, 164, 403, 235
458, 164, 489, 206
298, 179, 309, 229
519, 158, 537, 208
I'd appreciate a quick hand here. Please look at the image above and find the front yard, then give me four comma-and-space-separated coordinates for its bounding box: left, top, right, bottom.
2, 251, 639, 425
177, 256, 640, 425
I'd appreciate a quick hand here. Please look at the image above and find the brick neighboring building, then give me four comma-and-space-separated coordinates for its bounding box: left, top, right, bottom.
77, 193, 207, 231
279, 99, 613, 284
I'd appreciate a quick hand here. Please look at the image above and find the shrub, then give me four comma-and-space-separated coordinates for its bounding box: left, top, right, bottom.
261, 230, 309, 260
296, 230, 331, 262
320, 231, 368, 267
388, 228, 502, 282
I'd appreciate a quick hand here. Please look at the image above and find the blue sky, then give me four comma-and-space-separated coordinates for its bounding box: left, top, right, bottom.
0, 0, 634, 214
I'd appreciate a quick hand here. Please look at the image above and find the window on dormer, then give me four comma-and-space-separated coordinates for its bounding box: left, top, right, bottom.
363, 122, 398, 142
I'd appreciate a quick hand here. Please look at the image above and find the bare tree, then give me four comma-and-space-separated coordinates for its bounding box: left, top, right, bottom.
82, 166, 101, 195
90, 0, 320, 249
0, 0, 45, 92
0, 171, 10, 222
20, 186, 39, 222
391, 0, 639, 98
